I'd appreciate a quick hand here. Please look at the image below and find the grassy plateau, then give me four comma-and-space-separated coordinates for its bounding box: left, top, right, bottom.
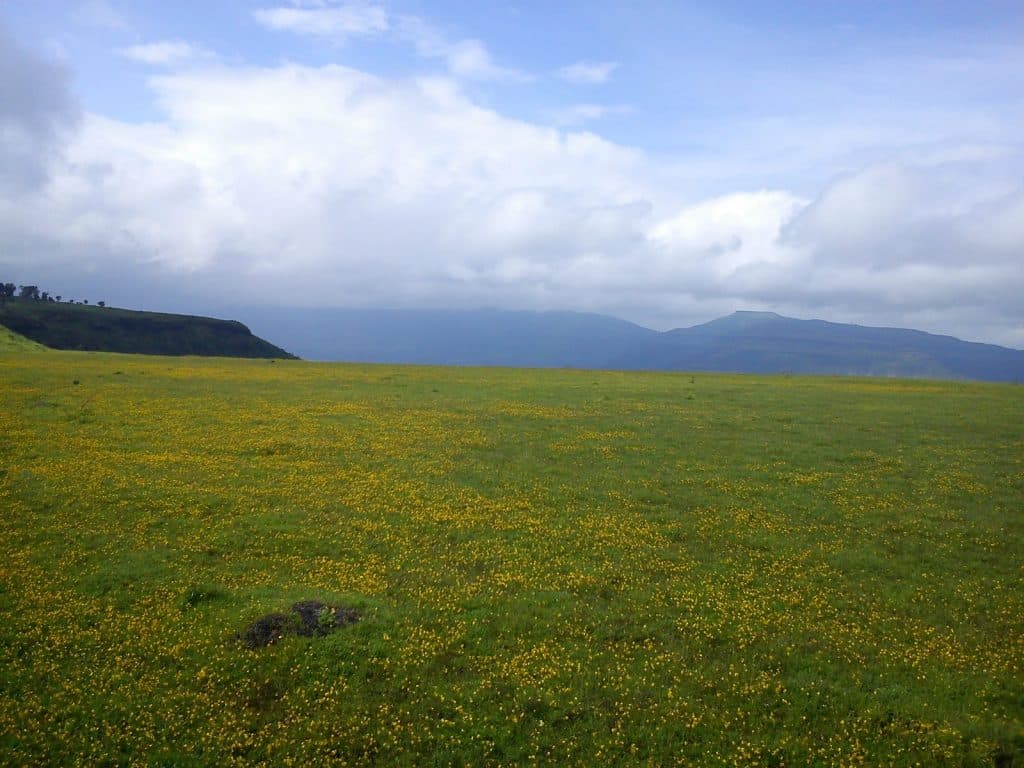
0, 350, 1022, 766
0, 298, 294, 358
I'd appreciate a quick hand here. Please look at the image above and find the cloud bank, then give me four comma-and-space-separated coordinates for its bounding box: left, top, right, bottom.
1, 28, 1022, 347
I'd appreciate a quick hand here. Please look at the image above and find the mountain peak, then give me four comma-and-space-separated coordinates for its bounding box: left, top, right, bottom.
694, 310, 788, 330
729, 310, 785, 320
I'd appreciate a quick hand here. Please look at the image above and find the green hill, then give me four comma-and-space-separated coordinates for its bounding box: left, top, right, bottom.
0, 298, 295, 358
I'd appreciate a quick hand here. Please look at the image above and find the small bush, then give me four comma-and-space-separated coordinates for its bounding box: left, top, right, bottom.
242, 600, 360, 649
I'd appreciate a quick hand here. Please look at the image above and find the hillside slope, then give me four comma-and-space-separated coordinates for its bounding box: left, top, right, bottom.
0, 322, 49, 352
0, 299, 295, 359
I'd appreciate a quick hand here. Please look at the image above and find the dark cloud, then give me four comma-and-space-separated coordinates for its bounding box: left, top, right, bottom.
0, 25, 80, 192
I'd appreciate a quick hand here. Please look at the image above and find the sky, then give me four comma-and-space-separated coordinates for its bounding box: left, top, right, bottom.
1, 0, 1023, 346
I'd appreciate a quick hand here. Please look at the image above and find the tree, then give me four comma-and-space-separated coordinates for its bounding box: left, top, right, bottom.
0, 283, 15, 299
18, 285, 40, 300
97, 301, 105, 308
55, 295, 61, 302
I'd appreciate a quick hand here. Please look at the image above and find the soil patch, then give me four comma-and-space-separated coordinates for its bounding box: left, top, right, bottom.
242, 600, 360, 649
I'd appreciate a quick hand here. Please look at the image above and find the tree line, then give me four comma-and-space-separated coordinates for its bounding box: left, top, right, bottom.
1, 283, 104, 307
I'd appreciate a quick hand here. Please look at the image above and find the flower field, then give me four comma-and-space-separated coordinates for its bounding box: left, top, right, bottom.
1, 351, 1022, 766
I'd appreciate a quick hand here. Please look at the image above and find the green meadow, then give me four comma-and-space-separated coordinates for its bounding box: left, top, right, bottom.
1, 350, 1021, 766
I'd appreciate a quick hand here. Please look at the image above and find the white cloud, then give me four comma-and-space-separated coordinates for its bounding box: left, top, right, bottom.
553, 103, 632, 126
253, 2, 389, 40
394, 14, 532, 82
254, 3, 529, 82
397, 17, 531, 83
2, 64, 643, 295
442, 38, 530, 83
119, 40, 212, 65
784, 164, 927, 261
651, 191, 807, 279
557, 61, 618, 85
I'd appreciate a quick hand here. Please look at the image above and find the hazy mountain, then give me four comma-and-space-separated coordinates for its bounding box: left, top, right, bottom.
239, 307, 1024, 382
241, 308, 656, 368
613, 311, 1024, 381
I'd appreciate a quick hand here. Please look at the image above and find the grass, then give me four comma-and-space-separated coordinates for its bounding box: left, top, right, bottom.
0, 350, 1021, 766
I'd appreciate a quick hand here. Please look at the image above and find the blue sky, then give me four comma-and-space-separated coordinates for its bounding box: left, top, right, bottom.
2, 1, 1023, 345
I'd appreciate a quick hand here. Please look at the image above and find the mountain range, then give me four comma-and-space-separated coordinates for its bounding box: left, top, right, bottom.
4, 296, 1020, 382
238, 308, 1024, 383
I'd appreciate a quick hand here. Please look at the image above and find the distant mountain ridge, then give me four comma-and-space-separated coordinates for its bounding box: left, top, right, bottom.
0, 298, 295, 359
613, 311, 1024, 381
5, 296, 1019, 381
242, 307, 652, 368
239, 307, 1024, 382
